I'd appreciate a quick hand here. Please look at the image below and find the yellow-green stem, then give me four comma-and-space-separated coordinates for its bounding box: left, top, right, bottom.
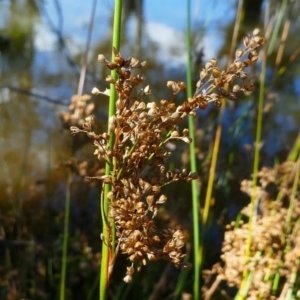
99, 1, 122, 299
238, 29, 267, 300
288, 134, 300, 162
202, 0, 244, 226
186, 1, 200, 298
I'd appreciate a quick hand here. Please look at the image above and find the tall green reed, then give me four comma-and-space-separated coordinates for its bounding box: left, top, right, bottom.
237, 1, 286, 297
237, 26, 267, 300
185, 1, 201, 299
99, 1, 122, 299
202, 0, 244, 226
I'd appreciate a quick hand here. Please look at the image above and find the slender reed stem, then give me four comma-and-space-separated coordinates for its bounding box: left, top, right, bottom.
99, 1, 122, 299
267, 0, 288, 56
60, 171, 72, 300
77, 0, 97, 97
238, 25, 267, 300
286, 161, 300, 227
186, 1, 200, 298
202, 0, 244, 226
173, 244, 191, 300
288, 134, 300, 162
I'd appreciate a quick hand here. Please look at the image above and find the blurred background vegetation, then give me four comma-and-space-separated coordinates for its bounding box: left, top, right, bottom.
0, 0, 299, 299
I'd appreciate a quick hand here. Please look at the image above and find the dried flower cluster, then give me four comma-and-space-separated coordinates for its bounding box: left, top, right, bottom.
203, 161, 300, 299
59, 93, 103, 179
60, 94, 94, 129
70, 29, 264, 282
190, 28, 264, 109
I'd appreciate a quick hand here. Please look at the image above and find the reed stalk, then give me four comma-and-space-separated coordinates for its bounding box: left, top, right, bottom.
237, 23, 268, 300
59, 171, 72, 300
202, 0, 244, 226
99, 1, 122, 299
185, 0, 201, 298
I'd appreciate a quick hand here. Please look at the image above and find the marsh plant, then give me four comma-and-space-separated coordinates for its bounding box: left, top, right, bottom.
70, 29, 264, 283
203, 160, 300, 299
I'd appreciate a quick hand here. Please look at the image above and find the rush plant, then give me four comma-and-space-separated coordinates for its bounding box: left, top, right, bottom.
70, 29, 264, 297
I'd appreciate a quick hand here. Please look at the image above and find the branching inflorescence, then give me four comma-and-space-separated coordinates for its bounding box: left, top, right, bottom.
203, 161, 300, 299
70, 29, 264, 282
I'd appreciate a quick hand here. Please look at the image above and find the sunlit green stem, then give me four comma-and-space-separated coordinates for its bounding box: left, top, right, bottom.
186, 0, 200, 298
99, 1, 122, 299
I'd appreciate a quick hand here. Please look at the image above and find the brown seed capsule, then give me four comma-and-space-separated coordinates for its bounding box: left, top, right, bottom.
123, 275, 132, 283
182, 128, 189, 136
140, 61, 147, 68
70, 126, 81, 134
214, 99, 222, 107
107, 62, 118, 70
171, 130, 180, 138
227, 93, 237, 101
198, 99, 208, 110
205, 62, 213, 70
180, 136, 192, 144
157, 194, 167, 204
239, 72, 248, 80
232, 85, 241, 93
210, 58, 217, 66
144, 85, 151, 94
130, 57, 139, 68
114, 55, 124, 65
236, 49, 244, 59
243, 59, 252, 67
212, 67, 221, 78
106, 75, 115, 84
152, 185, 161, 194
243, 35, 250, 48
220, 87, 229, 96
235, 61, 243, 69
200, 68, 208, 79
166, 81, 175, 88
244, 83, 254, 92
253, 28, 260, 36
249, 50, 258, 62
228, 63, 237, 72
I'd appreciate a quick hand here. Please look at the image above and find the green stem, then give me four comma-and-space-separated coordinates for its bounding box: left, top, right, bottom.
288, 134, 300, 162
60, 171, 72, 300
186, 1, 200, 298
99, 1, 122, 299
267, 0, 288, 56
239, 28, 267, 300
202, 0, 244, 226
286, 161, 300, 226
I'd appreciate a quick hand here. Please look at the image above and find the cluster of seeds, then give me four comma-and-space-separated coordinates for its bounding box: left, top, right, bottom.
70, 30, 264, 282
60, 94, 94, 129
188, 28, 264, 110
203, 161, 300, 299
